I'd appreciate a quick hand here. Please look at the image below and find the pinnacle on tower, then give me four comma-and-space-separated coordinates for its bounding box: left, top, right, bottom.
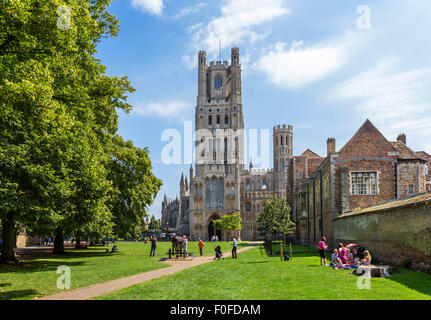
180, 172, 185, 186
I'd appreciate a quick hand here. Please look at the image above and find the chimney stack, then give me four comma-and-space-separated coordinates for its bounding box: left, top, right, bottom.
397, 134, 406, 145
327, 138, 336, 156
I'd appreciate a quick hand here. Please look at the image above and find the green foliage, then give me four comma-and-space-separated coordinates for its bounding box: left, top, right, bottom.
214, 212, 242, 232
0, 0, 160, 257
148, 215, 161, 233
257, 195, 295, 239
107, 136, 161, 239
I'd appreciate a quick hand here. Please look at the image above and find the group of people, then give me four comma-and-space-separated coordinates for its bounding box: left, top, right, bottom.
318, 237, 372, 270
213, 236, 238, 260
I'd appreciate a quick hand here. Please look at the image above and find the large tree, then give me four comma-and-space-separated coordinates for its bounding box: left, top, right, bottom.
0, 0, 158, 262
107, 136, 162, 239
214, 212, 242, 240
257, 195, 296, 244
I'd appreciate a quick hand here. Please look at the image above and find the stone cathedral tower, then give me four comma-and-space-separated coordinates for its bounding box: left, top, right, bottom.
273, 125, 293, 199
189, 47, 245, 240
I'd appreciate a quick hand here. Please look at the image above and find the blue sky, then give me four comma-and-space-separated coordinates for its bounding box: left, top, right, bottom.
96, 0, 431, 218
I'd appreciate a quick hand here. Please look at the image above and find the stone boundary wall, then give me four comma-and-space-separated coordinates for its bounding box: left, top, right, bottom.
332, 197, 431, 271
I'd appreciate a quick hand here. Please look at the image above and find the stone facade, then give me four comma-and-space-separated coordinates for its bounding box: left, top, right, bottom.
161, 48, 318, 241
296, 120, 428, 246
160, 48, 430, 243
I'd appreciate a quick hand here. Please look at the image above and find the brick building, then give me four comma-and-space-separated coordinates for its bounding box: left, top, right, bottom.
296, 119, 428, 246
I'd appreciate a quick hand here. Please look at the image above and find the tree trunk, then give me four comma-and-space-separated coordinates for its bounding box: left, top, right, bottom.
0, 214, 18, 264
75, 235, 81, 249
53, 227, 65, 254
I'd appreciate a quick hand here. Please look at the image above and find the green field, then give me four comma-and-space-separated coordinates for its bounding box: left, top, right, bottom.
97, 247, 431, 300
0, 241, 242, 300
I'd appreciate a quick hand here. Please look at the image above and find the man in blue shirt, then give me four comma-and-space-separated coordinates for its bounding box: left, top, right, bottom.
232, 236, 237, 259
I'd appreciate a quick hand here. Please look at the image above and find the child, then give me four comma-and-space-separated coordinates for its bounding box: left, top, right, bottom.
214, 246, 223, 260
335, 258, 344, 269
318, 237, 328, 266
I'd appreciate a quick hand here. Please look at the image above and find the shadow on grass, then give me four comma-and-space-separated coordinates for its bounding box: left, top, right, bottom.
0, 289, 38, 300
0, 260, 87, 274
0, 283, 11, 288
387, 269, 431, 298
239, 261, 273, 264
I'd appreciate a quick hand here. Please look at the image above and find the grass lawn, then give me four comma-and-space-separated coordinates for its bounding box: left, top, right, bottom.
97, 246, 431, 300
0, 240, 244, 300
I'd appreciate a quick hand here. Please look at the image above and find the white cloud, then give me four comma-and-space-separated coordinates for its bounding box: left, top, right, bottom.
255, 41, 344, 89
133, 101, 192, 119
330, 60, 431, 151
172, 2, 205, 19
185, 0, 289, 62
131, 0, 163, 16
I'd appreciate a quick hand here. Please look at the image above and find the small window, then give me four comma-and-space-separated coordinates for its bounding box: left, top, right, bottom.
208, 115, 212, 125
225, 115, 229, 125
216, 115, 220, 124
408, 184, 415, 195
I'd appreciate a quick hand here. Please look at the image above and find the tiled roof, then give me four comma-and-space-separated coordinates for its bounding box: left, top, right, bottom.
390, 141, 424, 160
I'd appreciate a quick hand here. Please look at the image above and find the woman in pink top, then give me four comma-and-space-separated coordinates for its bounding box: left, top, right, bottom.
318, 237, 328, 266
338, 243, 348, 264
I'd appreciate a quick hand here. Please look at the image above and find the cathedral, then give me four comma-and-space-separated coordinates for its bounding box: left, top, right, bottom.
161, 47, 321, 241
161, 47, 431, 243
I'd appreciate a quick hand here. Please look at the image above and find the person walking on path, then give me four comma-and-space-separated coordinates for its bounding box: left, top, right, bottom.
149, 235, 157, 257
318, 236, 328, 266
232, 236, 237, 259
198, 238, 204, 257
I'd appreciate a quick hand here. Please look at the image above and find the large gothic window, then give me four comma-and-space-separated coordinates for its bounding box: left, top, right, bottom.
205, 179, 210, 209
211, 177, 218, 209
215, 76, 223, 89
218, 179, 224, 209
262, 179, 267, 190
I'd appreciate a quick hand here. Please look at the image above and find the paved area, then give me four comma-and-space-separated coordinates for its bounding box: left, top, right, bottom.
35, 243, 260, 300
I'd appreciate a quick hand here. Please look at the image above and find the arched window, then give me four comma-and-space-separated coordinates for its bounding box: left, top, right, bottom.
245, 202, 251, 212
215, 76, 223, 89
225, 115, 229, 125
246, 180, 251, 190
262, 179, 267, 190
281, 136, 283, 146
211, 177, 217, 209
218, 178, 224, 209
205, 179, 210, 209
208, 115, 212, 125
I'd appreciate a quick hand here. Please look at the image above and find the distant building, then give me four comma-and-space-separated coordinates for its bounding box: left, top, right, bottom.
296, 120, 428, 246
161, 48, 429, 242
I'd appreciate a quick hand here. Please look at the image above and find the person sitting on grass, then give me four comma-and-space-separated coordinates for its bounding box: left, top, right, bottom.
329, 249, 338, 267
361, 250, 372, 266
214, 246, 223, 260
334, 258, 344, 269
